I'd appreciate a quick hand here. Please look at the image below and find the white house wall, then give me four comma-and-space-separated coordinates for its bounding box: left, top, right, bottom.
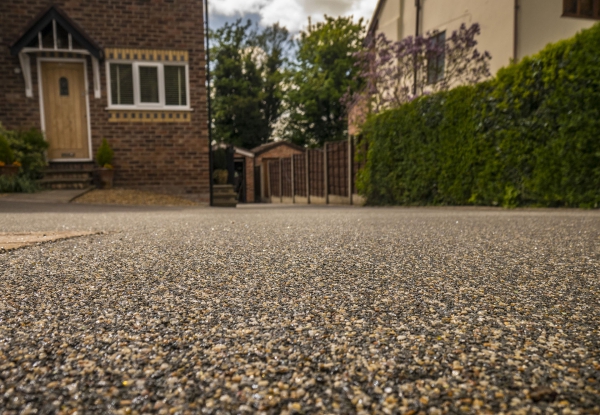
396, 0, 514, 76
377, 0, 403, 42
373, 0, 596, 80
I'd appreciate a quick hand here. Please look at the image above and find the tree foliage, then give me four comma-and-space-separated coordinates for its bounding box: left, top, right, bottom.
284, 16, 365, 147
211, 20, 290, 149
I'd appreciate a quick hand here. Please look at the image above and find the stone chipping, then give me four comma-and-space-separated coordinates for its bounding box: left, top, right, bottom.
0, 206, 599, 414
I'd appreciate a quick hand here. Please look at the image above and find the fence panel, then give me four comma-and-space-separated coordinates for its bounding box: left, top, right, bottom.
293, 153, 307, 197
281, 157, 292, 197
327, 141, 348, 197
308, 149, 325, 198
269, 160, 280, 198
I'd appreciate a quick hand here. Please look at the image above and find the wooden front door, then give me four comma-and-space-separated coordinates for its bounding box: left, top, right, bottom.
41, 61, 90, 160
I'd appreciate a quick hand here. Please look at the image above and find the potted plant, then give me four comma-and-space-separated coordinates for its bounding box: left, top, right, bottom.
213, 169, 229, 184
96, 138, 115, 189
0, 161, 21, 177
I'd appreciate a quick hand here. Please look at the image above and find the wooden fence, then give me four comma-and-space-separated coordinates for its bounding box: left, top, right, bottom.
265, 138, 366, 205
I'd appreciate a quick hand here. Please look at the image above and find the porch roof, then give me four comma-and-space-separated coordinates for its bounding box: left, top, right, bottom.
10, 5, 103, 60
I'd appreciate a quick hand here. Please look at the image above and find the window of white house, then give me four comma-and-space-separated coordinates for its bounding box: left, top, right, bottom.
107, 61, 189, 109
563, 0, 600, 19
427, 31, 446, 85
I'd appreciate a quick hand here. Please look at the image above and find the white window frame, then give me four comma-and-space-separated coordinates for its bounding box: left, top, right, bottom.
106, 60, 191, 111
136, 62, 163, 107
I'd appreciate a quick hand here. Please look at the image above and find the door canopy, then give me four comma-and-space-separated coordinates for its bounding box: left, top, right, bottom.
10, 5, 103, 98
10, 5, 103, 59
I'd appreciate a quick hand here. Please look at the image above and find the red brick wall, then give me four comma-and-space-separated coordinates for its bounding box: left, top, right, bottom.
245, 155, 254, 203
0, 0, 209, 202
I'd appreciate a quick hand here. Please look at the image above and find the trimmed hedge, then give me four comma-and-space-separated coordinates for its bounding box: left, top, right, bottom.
359, 23, 600, 208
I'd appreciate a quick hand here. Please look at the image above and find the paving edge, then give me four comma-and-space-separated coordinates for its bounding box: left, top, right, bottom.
0, 230, 107, 253
68, 187, 96, 203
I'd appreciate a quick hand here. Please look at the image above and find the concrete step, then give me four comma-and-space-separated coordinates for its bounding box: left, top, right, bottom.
41, 162, 96, 190
46, 162, 95, 171
212, 185, 237, 207
38, 177, 93, 190
213, 185, 236, 194
43, 171, 92, 180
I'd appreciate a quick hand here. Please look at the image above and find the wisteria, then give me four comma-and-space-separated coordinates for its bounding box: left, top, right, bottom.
345, 23, 492, 127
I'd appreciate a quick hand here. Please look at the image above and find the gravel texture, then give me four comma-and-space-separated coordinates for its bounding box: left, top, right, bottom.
0, 206, 599, 414
72, 189, 198, 206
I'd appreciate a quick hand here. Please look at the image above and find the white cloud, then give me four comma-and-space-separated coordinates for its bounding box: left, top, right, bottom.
260, 0, 305, 31
209, 0, 268, 17
209, 0, 374, 32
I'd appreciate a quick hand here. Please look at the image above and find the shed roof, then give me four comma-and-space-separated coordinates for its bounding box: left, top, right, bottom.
212, 143, 254, 158
250, 141, 305, 156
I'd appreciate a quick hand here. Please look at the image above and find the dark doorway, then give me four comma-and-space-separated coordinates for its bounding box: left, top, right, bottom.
234, 159, 246, 203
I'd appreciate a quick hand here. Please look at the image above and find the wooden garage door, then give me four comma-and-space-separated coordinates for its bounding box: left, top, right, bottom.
41, 61, 90, 160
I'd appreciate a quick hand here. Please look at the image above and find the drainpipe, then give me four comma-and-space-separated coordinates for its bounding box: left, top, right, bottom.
413, 0, 421, 96
513, 0, 519, 62
204, 0, 214, 206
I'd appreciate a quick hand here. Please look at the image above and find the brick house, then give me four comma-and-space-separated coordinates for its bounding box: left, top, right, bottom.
1, 1, 209, 202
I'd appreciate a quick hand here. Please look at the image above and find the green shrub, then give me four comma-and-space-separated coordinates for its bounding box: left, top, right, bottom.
0, 175, 39, 193
96, 138, 114, 168
0, 134, 14, 164
359, 23, 600, 208
0, 124, 48, 180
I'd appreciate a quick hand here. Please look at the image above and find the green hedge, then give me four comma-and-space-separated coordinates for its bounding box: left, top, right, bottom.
359, 23, 600, 208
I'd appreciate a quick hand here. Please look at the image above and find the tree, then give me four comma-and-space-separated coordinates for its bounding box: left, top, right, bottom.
346, 23, 491, 126
284, 16, 365, 147
211, 20, 290, 149
256, 24, 289, 143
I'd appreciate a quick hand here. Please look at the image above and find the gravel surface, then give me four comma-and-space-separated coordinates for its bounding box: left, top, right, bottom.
73, 189, 198, 206
0, 206, 599, 414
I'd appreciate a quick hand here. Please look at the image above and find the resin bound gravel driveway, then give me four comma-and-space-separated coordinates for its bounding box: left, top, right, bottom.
0, 204, 599, 415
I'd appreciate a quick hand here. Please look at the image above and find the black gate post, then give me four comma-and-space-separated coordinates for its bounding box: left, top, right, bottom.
226, 145, 235, 185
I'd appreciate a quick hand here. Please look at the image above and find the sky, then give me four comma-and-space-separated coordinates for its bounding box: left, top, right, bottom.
208, 0, 375, 32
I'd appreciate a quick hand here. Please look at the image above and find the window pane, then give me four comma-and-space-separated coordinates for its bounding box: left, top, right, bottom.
564, 0, 578, 13
55, 24, 69, 49
165, 66, 187, 106
110, 64, 134, 105
71, 36, 83, 50
41, 23, 54, 49
427, 31, 446, 84
139, 66, 159, 103
580, 0, 594, 15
